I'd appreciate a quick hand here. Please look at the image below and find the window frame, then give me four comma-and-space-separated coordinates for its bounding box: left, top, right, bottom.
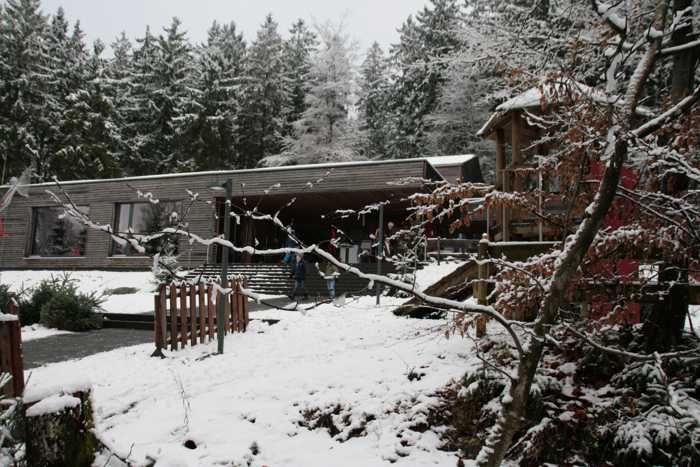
28, 205, 90, 258
110, 200, 182, 257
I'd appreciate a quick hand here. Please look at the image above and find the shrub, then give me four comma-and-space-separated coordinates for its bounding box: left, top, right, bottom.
21, 275, 76, 326
40, 290, 103, 332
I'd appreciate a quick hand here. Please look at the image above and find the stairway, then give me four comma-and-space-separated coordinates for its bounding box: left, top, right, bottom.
185, 262, 395, 297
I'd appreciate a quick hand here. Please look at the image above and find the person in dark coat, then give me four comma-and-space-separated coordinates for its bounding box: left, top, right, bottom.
290, 254, 308, 299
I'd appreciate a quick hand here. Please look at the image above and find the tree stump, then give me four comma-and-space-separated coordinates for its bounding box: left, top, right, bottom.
25, 390, 97, 467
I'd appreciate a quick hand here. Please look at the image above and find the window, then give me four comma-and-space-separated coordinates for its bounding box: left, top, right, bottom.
112, 201, 181, 256
30, 206, 89, 257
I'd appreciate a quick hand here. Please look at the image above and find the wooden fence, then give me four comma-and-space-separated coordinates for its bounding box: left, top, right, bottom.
153, 279, 248, 354
0, 301, 25, 397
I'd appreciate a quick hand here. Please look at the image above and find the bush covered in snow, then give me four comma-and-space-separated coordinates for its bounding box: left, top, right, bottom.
434, 325, 700, 466
18, 275, 104, 332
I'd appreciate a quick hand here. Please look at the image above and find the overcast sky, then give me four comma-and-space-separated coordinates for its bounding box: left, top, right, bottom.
39, 0, 428, 55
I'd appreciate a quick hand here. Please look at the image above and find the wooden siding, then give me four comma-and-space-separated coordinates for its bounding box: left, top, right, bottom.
0, 159, 431, 270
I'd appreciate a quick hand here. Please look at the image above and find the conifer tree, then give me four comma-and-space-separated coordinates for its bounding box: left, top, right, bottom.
238, 14, 287, 168
358, 42, 390, 159
123, 26, 159, 175
386, 0, 463, 158
270, 20, 357, 166
0, 0, 50, 182
154, 17, 197, 172
52, 40, 121, 180
283, 19, 317, 136
107, 32, 133, 166
187, 21, 246, 170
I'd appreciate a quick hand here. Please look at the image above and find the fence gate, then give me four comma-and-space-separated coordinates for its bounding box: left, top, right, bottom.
153, 279, 248, 355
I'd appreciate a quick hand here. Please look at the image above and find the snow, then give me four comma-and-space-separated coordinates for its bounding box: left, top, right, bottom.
410, 260, 464, 293
21, 324, 73, 342
25, 394, 81, 417
424, 154, 476, 167
25, 295, 480, 467
0, 312, 18, 322
0, 270, 156, 315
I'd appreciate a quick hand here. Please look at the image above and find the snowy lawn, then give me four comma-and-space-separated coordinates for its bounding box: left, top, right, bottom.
21, 324, 73, 342
24, 295, 479, 467
1, 270, 156, 315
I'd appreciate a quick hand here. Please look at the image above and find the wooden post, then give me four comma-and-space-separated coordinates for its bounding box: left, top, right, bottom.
495, 128, 505, 191
0, 318, 24, 397
475, 234, 489, 337
180, 285, 188, 348
152, 288, 165, 358
207, 285, 215, 340
198, 285, 206, 343
228, 279, 235, 333
189, 286, 197, 346
511, 111, 523, 191
169, 284, 178, 351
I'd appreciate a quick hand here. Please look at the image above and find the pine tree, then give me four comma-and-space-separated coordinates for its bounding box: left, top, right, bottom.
123, 26, 159, 175
107, 32, 133, 167
358, 42, 390, 159
154, 17, 197, 173
126, 18, 196, 175
386, 0, 463, 159
283, 19, 316, 136
271, 20, 358, 166
0, 0, 50, 183
238, 14, 287, 168
187, 21, 246, 170
52, 40, 121, 180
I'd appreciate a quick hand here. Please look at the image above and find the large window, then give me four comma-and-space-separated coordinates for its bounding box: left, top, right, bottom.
30, 206, 89, 257
112, 201, 181, 256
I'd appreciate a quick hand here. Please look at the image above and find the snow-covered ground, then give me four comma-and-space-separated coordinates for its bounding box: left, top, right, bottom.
25, 295, 479, 467
21, 324, 73, 342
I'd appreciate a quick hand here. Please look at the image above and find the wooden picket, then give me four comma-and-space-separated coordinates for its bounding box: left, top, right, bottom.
0, 302, 25, 397
153, 279, 248, 354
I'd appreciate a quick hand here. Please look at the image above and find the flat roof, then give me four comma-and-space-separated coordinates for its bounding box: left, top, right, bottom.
2, 155, 476, 189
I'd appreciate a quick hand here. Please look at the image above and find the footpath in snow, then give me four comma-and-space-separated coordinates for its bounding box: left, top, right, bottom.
24, 295, 480, 467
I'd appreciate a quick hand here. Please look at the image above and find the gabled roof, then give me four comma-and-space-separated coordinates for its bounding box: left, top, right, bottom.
477, 80, 616, 138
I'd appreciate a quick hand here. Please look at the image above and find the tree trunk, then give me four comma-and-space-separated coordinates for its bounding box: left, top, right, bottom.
671, 0, 697, 102
478, 138, 628, 466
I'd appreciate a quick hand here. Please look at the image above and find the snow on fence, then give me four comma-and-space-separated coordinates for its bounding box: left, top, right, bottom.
153, 279, 248, 354
0, 301, 25, 397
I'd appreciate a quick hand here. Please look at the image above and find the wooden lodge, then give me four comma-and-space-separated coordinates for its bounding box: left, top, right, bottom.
477, 86, 578, 242
0, 156, 483, 271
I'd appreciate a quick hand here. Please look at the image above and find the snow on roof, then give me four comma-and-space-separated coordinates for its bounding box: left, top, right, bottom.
3, 156, 455, 189
424, 154, 476, 167
496, 80, 612, 112
477, 79, 615, 137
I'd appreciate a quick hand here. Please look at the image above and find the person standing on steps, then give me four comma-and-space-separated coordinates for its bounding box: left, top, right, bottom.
289, 254, 308, 300
317, 260, 340, 300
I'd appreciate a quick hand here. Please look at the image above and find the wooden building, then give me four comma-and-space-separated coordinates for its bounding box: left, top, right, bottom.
0, 156, 482, 270
477, 86, 580, 242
